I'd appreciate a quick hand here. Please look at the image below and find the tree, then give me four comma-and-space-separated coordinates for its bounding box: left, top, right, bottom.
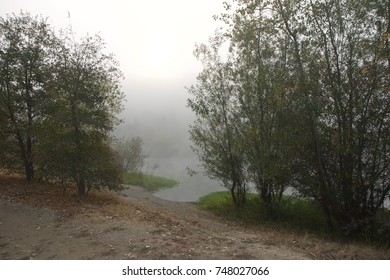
189, 2, 295, 212
195, 0, 390, 236
1, 13, 126, 195
226, 1, 296, 211
268, 0, 390, 235
0, 12, 55, 181
37, 30, 124, 195
188, 35, 248, 208
115, 136, 148, 174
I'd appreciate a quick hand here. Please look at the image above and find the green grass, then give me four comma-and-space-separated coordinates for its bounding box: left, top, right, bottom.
198, 191, 261, 223
198, 191, 390, 248
123, 172, 179, 192
198, 191, 327, 235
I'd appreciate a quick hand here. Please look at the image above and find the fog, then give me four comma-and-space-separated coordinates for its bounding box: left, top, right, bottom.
0, 0, 227, 201
115, 80, 225, 202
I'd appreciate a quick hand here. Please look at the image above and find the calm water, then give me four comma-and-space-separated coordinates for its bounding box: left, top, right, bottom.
154, 173, 224, 202
144, 156, 224, 202
149, 157, 390, 208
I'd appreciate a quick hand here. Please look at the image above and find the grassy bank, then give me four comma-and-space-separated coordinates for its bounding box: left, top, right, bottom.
198, 191, 390, 247
123, 172, 179, 192
198, 191, 326, 234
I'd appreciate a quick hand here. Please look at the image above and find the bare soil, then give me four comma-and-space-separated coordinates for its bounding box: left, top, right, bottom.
0, 175, 389, 260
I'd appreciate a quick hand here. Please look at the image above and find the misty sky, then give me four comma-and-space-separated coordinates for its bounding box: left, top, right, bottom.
0, 0, 223, 154
0, 0, 226, 198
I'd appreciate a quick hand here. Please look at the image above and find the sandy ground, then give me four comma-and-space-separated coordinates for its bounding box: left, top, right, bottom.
0, 177, 389, 260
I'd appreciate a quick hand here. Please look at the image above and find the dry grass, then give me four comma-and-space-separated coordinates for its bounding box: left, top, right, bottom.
0, 173, 123, 216
0, 173, 179, 226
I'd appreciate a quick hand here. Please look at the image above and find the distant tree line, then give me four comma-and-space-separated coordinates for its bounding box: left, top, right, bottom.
115, 136, 148, 174
0, 12, 124, 195
188, 0, 390, 237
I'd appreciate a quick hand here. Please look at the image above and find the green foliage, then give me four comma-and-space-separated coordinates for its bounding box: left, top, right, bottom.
0, 12, 124, 195
198, 191, 261, 223
191, 0, 390, 238
38, 29, 124, 195
123, 172, 179, 192
0, 12, 56, 181
228, 2, 297, 205
268, 0, 390, 236
269, 197, 327, 233
188, 35, 249, 209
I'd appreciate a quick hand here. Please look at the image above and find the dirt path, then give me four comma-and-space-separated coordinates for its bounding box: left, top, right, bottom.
0, 181, 389, 259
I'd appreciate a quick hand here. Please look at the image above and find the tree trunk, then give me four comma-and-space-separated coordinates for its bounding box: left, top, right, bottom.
321, 200, 334, 232
25, 130, 34, 182
260, 183, 273, 218
77, 178, 86, 196
24, 160, 34, 182
230, 184, 238, 207
9, 113, 34, 182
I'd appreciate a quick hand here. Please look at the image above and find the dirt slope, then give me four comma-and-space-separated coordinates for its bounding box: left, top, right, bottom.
0, 177, 389, 259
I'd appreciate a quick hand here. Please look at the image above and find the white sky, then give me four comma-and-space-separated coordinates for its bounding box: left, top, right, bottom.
0, 0, 223, 118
